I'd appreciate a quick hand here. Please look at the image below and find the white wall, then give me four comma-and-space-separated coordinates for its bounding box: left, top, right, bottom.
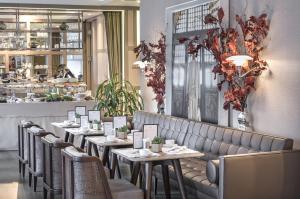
140, 0, 300, 148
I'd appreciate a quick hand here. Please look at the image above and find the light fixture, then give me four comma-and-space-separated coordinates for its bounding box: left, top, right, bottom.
226, 55, 253, 66
133, 61, 148, 71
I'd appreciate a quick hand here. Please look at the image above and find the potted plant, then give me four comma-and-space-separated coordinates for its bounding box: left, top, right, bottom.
151, 136, 164, 153
95, 75, 144, 118
75, 113, 80, 124
92, 120, 101, 130
116, 125, 129, 139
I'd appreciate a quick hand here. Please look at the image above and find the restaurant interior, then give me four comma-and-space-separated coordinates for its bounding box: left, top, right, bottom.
0, 0, 299, 199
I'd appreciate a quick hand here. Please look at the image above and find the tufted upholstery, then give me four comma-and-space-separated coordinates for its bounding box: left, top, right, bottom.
61, 146, 143, 199
28, 126, 50, 176
42, 134, 71, 192
134, 111, 294, 199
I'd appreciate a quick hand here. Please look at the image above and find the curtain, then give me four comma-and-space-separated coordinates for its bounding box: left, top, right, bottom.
103, 11, 122, 80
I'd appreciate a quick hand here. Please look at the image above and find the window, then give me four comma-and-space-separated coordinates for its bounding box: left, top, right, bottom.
171, 1, 219, 124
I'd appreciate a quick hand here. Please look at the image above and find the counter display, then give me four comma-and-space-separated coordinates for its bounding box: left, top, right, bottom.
0, 101, 95, 150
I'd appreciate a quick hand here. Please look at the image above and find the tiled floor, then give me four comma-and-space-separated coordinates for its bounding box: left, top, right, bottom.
0, 151, 43, 199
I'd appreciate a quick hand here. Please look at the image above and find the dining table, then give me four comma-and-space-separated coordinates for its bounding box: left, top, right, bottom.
111, 147, 204, 199
51, 122, 104, 148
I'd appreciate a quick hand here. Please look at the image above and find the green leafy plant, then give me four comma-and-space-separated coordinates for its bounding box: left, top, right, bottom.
95, 75, 144, 117
152, 136, 163, 144
75, 113, 81, 119
93, 120, 100, 124
117, 125, 129, 133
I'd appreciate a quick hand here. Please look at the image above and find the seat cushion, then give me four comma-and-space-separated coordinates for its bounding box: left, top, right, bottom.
109, 179, 143, 199
155, 158, 218, 199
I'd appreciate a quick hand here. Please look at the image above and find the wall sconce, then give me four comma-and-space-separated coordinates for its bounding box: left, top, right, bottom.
133, 61, 148, 72
226, 55, 253, 77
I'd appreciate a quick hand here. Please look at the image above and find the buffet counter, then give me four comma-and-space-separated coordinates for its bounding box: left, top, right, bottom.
0, 101, 95, 150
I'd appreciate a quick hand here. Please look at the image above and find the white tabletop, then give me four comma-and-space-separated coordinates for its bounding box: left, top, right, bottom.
112, 147, 204, 162
65, 128, 104, 136
51, 122, 80, 129
85, 136, 133, 147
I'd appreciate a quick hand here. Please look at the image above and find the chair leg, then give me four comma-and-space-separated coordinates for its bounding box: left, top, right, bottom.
28, 172, 32, 187
43, 188, 47, 199
18, 161, 21, 174
22, 164, 26, 178
33, 176, 38, 192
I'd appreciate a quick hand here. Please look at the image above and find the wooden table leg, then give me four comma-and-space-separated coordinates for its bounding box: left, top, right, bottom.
87, 141, 92, 155
68, 134, 74, 144
80, 135, 86, 149
130, 162, 141, 185
93, 144, 100, 157
162, 164, 171, 199
101, 146, 110, 167
144, 162, 153, 199
172, 159, 186, 199
64, 132, 70, 142
110, 153, 118, 179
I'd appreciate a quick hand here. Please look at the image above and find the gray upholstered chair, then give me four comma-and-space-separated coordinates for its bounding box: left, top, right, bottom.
41, 134, 72, 199
27, 126, 51, 192
17, 121, 40, 177
61, 146, 144, 199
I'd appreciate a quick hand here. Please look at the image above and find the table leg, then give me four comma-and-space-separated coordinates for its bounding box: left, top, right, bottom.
162, 164, 171, 199
68, 134, 74, 144
87, 141, 92, 155
93, 144, 100, 157
130, 162, 141, 185
101, 146, 110, 167
172, 159, 186, 199
80, 135, 86, 149
144, 162, 153, 199
110, 153, 118, 179
64, 132, 70, 142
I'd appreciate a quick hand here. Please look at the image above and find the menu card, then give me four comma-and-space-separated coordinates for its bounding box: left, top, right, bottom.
133, 131, 143, 149
88, 110, 101, 122
143, 124, 158, 141
80, 115, 89, 127
113, 116, 127, 129
68, 110, 75, 122
75, 106, 86, 116
104, 122, 114, 136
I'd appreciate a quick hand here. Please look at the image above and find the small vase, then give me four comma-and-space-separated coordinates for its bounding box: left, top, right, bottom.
93, 123, 99, 130
75, 117, 80, 124
237, 109, 251, 131
157, 102, 165, 114
151, 143, 162, 153
117, 131, 127, 139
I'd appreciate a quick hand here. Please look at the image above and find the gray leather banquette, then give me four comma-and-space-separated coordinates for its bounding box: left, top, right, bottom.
132, 111, 294, 199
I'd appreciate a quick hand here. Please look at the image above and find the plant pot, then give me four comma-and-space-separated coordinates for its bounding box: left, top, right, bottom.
151, 143, 162, 153
75, 117, 80, 124
89, 123, 93, 129
117, 131, 128, 139
93, 123, 99, 130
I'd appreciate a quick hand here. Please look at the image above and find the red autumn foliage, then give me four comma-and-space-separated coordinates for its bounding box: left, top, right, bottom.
134, 33, 166, 105
179, 8, 269, 112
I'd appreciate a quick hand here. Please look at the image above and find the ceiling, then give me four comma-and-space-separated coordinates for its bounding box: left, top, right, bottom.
0, 0, 140, 7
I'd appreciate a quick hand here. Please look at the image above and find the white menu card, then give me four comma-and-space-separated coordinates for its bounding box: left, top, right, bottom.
133, 131, 143, 149
113, 116, 127, 129
104, 122, 114, 136
88, 110, 101, 122
143, 124, 158, 141
80, 115, 89, 127
75, 106, 86, 116
68, 110, 75, 122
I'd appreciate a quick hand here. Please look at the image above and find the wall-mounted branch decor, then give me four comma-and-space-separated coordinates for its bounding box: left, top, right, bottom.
179, 8, 270, 113
134, 33, 166, 113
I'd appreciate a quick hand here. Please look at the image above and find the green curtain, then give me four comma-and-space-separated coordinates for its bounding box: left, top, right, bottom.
104, 11, 122, 80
